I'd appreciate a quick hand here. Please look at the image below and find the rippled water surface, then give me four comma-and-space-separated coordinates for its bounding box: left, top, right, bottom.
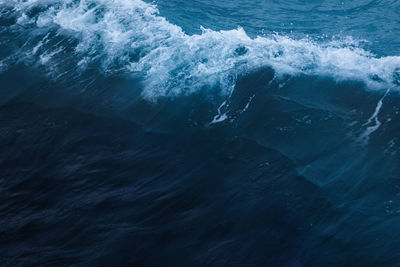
1, 0, 400, 265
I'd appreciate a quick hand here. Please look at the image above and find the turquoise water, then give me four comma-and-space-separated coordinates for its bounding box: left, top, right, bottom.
1, 0, 400, 265
157, 0, 400, 55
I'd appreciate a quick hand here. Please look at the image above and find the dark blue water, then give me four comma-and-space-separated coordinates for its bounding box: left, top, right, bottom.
1, 0, 400, 265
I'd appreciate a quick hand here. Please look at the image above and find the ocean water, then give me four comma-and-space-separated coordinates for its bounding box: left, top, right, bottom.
1, 0, 400, 265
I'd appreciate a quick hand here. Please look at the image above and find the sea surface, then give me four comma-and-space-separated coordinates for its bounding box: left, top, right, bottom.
1, 0, 400, 265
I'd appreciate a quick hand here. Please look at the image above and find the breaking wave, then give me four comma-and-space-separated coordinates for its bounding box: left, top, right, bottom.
1, 0, 400, 98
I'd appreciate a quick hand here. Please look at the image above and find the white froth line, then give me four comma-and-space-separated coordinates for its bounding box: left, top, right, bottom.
209, 100, 229, 125
240, 94, 255, 114
358, 88, 391, 144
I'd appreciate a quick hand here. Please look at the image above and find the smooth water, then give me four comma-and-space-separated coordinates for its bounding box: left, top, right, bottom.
1, 0, 400, 265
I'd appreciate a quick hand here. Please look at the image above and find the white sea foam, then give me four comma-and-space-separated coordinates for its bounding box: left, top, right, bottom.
4, 0, 400, 98
209, 100, 229, 124
358, 88, 391, 144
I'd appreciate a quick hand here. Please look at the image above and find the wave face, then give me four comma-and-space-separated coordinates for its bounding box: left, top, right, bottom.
1, 0, 400, 266
1, 0, 400, 98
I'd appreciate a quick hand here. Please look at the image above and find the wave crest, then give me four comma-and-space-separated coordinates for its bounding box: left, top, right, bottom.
2, 0, 400, 98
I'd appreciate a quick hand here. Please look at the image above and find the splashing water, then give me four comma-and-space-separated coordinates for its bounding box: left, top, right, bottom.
1, 0, 400, 99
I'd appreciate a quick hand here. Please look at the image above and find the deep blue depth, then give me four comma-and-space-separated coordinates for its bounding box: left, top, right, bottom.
1, 0, 400, 266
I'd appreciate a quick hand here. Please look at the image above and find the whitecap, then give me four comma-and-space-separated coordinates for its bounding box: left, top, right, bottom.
2, 0, 400, 99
